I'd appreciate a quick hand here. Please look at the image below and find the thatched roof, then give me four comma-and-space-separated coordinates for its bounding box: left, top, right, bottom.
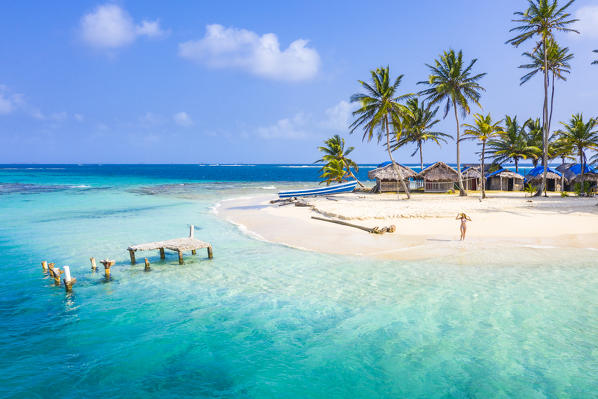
462, 166, 482, 179
556, 163, 598, 183
417, 162, 459, 182
486, 168, 524, 180
368, 162, 417, 180
525, 166, 561, 183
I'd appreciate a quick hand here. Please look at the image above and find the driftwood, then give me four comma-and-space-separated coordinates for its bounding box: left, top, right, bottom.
311, 216, 396, 234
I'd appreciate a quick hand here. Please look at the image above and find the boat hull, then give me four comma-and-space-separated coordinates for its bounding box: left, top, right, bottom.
278, 181, 357, 198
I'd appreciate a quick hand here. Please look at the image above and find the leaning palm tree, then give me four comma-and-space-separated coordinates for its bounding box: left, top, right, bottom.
488, 116, 540, 172
507, 0, 578, 195
463, 113, 504, 199
315, 134, 364, 187
350, 66, 413, 198
390, 98, 452, 171
418, 49, 486, 196
558, 114, 598, 195
318, 159, 347, 185
519, 39, 573, 134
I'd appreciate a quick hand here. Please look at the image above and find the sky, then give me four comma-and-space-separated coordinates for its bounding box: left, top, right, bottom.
1, 0, 598, 164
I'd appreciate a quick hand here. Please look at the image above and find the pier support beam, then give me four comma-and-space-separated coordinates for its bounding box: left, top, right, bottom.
159, 248, 165, 259
90, 257, 97, 272
191, 249, 196, 255
129, 250, 136, 265
101, 259, 115, 279
207, 246, 213, 259
178, 250, 184, 265
41, 261, 48, 272
144, 258, 151, 271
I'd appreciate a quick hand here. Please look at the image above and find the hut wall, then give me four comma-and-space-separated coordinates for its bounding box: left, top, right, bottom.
488, 176, 523, 191
464, 178, 478, 191
378, 179, 424, 192
424, 181, 454, 193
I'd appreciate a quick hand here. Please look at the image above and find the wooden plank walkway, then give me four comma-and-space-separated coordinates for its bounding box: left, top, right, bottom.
127, 225, 213, 264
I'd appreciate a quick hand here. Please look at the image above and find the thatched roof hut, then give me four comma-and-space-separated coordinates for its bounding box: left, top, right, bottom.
486, 168, 524, 191
417, 162, 459, 192
368, 162, 417, 193
462, 166, 482, 191
525, 166, 562, 191
556, 163, 598, 183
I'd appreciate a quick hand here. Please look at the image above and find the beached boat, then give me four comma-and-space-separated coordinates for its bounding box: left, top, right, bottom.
278, 181, 357, 198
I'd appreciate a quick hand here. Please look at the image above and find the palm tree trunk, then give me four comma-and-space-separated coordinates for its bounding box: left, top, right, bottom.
579, 147, 585, 196
452, 98, 466, 196
548, 71, 555, 135
560, 156, 565, 193
419, 143, 424, 172
481, 141, 486, 199
536, 35, 549, 197
385, 115, 410, 199
345, 165, 365, 188
514, 157, 519, 173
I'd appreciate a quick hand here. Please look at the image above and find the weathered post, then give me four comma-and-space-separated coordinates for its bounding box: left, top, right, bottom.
159, 248, 165, 259
48, 263, 56, 278
207, 246, 213, 259
191, 249, 196, 255
52, 267, 63, 285
144, 258, 150, 271
100, 259, 115, 279
177, 250, 184, 265
90, 257, 97, 272
128, 249, 136, 265
63, 266, 76, 292
41, 261, 48, 272
189, 225, 194, 238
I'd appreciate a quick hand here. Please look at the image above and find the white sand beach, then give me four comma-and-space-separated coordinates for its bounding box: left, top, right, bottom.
217, 192, 598, 260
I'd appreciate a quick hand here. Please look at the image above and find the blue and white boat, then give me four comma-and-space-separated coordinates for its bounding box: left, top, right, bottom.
278, 181, 358, 199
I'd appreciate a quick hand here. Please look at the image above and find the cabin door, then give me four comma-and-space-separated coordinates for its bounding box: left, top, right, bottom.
508, 179, 514, 191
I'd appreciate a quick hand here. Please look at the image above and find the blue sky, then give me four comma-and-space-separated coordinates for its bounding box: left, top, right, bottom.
1, 0, 598, 164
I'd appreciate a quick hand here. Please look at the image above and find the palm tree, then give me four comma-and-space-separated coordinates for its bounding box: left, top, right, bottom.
390, 98, 452, 171
463, 113, 504, 199
418, 49, 486, 196
318, 159, 346, 185
550, 136, 575, 192
488, 115, 540, 172
507, 0, 578, 195
519, 39, 573, 134
350, 66, 413, 198
558, 114, 598, 195
315, 134, 364, 187
524, 118, 545, 167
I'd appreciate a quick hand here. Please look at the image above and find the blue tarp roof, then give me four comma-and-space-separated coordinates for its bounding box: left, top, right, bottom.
526, 166, 562, 177
567, 163, 597, 175
485, 168, 506, 178
377, 161, 392, 168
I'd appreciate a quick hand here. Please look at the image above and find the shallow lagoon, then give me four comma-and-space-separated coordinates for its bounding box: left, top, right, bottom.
0, 166, 596, 398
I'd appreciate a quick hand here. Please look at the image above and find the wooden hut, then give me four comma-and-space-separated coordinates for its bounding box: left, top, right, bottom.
462, 166, 482, 191
556, 163, 598, 191
486, 168, 524, 191
368, 162, 418, 193
417, 162, 459, 192
525, 166, 562, 191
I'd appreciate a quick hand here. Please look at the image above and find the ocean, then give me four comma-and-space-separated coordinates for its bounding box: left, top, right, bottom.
0, 164, 596, 398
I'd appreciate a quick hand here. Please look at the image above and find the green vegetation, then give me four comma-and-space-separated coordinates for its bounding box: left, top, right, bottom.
315, 135, 364, 187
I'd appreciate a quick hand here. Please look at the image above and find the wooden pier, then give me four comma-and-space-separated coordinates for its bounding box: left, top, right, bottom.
127, 225, 213, 265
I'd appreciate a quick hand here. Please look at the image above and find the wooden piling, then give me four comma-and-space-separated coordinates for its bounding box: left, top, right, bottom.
64, 278, 76, 292
52, 268, 63, 285
207, 246, 213, 259
144, 258, 150, 271
41, 261, 48, 272
128, 249, 136, 265
90, 257, 97, 272
178, 250, 184, 265
101, 259, 115, 279
191, 249, 196, 255
159, 248, 165, 259
48, 262, 56, 275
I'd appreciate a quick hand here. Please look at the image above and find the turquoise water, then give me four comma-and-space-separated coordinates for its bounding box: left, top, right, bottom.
0, 166, 597, 398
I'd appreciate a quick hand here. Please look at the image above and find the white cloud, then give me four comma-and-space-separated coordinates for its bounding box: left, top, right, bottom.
573, 6, 598, 39
74, 113, 84, 122
0, 85, 22, 115
0, 93, 14, 114
178, 24, 320, 81
173, 111, 193, 127
50, 112, 68, 121
80, 4, 167, 49
321, 100, 353, 131
257, 113, 309, 139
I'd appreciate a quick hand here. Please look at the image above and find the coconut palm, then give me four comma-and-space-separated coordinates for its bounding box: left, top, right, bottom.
488, 116, 540, 172
418, 49, 486, 196
463, 113, 504, 199
318, 159, 347, 185
550, 136, 575, 192
507, 0, 578, 195
390, 98, 452, 171
350, 66, 413, 198
557, 114, 598, 195
523, 118, 545, 167
315, 134, 364, 187
519, 39, 573, 133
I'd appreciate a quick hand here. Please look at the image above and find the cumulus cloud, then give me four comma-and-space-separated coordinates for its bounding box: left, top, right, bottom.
0, 85, 23, 114
257, 113, 309, 139
173, 111, 193, 127
80, 4, 167, 49
573, 6, 598, 39
178, 24, 320, 81
321, 100, 353, 131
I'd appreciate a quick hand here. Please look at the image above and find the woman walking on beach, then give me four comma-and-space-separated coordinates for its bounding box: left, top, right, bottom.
456, 213, 471, 240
